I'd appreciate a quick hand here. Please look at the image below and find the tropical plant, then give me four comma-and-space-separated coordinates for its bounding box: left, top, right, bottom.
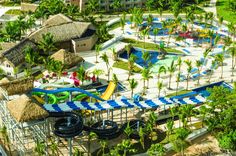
77, 66, 86, 85
141, 28, 149, 49
124, 122, 134, 138
214, 53, 224, 79
198, 105, 208, 128
73, 147, 84, 156
176, 72, 181, 95
157, 65, 166, 84
125, 44, 132, 59
97, 140, 108, 156
38, 33, 57, 55
92, 69, 104, 82
147, 143, 166, 156
153, 28, 159, 43
100, 53, 110, 81
34, 140, 46, 156
228, 46, 236, 76
139, 127, 145, 149
129, 78, 138, 99
184, 60, 192, 90
127, 54, 137, 80
111, 48, 118, 62
112, 73, 119, 98
146, 0, 154, 12
86, 0, 99, 13
166, 119, 174, 141
95, 44, 101, 63
167, 60, 175, 89
157, 81, 163, 97
120, 12, 126, 34
142, 68, 152, 94
49, 138, 59, 155
176, 57, 182, 75
195, 60, 203, 85
172, 128, 191, 156
24, 68, 32, 78
117, 139, 136, 156
13, 66, 19, 79
142, 51, 150, 67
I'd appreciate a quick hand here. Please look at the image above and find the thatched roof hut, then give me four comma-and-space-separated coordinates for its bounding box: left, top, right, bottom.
7, 94, 49, 122
1, 39, 37, 67
51, 49, 84, 68
0, 77, 34, 95
43, 13, 72, 27
29, 14, 92, 43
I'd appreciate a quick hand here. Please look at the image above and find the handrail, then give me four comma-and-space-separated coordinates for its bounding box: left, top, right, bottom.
31, 88, 105, 101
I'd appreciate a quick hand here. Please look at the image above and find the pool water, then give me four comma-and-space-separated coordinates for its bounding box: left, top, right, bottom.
119, 47, 178, 72
119, 48, 158, 68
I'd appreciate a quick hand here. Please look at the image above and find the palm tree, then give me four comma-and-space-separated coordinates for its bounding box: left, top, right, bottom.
141, 28, 149, 49
166, 119, 174, 141
142, 68, 152, 94
139, 127, 145, 149
218, 16, 224, 31
207, 30, 214, 47
198, 105, 208, 128
111, 47, 118, 62
172, 128, 190, 156
87, 132, 97, 156
148, 143, 166, 156
86, 0, 99, 13
24, 46, 38, 67
92, 69, 104, 82
24, 68, 32, 78
195, 60, 203, 85
153, 28, 159, 43
214, 53, 224, 79
228, 47, 236, 76
120, 12, 126, 34
95, 44, 101, 63
157, 81, 163, 97
97, 140, 108, 156
176, 72, 181, 95
167, 60, 175, 89
38, 33, 57, 55
157, 65, 166, 84
176, 57, 182, 74
142, 51, 150, 67
127, 54, 137, 80
207, 60, 217, 83
157, 1, 164, 21
129, 78, 138, 99
125, 44, 132, 59
184, 60, 192, 90
112, 74, 119, 98
100, 53, 110, 81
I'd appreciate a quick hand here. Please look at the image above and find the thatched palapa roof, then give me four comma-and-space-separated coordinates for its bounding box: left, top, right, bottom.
43, 13, 72, 27
51, 49, 84, 67
7, 94, 49, 122
0, 77, 34, 95
29, 14, 92, 43
2, 39, 37, 67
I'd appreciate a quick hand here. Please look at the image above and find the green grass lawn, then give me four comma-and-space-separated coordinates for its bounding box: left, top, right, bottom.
121, 38, 184, 54
216, 0, 236, 23
5, 9, 23, 15
166, 90, 192, 97
113, 60, 142, 73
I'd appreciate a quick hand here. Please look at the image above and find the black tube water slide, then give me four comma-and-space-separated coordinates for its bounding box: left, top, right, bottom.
54, 113, 84, 138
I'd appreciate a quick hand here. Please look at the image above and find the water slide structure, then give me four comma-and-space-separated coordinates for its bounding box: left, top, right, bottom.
32, 81, 117, 104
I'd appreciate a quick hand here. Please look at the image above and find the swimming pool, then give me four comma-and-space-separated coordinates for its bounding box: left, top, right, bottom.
119, 47, 178, 72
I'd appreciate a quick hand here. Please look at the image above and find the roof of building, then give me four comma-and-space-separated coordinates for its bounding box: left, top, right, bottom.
0, 42, 17, 56
2, 39, 37, 67
7, 94, 49, 123
51, 49, 84, 67
29, 14, 92, 43
43, 13, 73, 27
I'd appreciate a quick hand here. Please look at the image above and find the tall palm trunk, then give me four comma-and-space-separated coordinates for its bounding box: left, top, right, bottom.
176, 81, 179, 96
168, 74, 172, 89
186, 74, 189, 90
231, 56, 234, 76
220, 65, 223, 79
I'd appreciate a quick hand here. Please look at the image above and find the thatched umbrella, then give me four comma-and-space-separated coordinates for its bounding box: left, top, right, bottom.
7, 94, 49, 122
0, 77, 10, 84
51, 49, 84, 68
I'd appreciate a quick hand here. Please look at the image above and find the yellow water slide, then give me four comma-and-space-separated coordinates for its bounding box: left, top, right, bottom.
100, 81, 117, 100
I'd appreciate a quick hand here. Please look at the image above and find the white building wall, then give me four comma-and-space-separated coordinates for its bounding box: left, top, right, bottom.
0, 60, 14, 76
